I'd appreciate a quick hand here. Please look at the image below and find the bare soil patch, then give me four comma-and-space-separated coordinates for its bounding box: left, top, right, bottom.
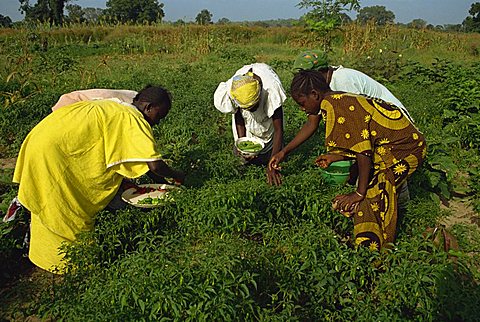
440, 198, 480, 228
0, 158, 16, 170
0, 259, 57, 321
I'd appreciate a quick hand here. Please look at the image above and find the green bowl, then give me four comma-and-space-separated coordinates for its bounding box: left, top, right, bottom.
320, 160, 352, 185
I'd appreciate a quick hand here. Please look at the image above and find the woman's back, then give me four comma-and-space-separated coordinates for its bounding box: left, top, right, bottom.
321, 93, 425, 168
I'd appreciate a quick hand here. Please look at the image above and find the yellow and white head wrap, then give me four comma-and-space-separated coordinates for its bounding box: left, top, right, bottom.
230, 72, 261, 109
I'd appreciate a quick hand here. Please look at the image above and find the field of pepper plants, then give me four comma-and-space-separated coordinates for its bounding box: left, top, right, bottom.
0, 24, 480, 321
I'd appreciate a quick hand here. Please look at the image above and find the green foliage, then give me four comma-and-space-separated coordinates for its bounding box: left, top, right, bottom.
297, 0, 360, 16
0, 192, 30, 286
83, 7, 105, 24
0, 14, 13, 28
403, 59, 480, 150
217, 18, 231, 25
104, 0, 165, 23
0, 87, 57, 155
397, 59, 480, 201
297, 0, 360, 51
19, 0, 66, 25
351, 48, 405, 82
463, 2, 480, 32
37, 198, 480, 321
0, 71, 41, 109
408, 18, 428, 30
65, 4, 86, 24
356, 5, 395, 26
196, 9, 213, 25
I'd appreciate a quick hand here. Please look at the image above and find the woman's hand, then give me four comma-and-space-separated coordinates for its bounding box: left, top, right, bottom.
237, 148, 256, 162
333, 191, 365, 213
315, 153, 345, 168
121, 179, 137, 190
268, 150, 286, 171
172, 170, 186, 184
266, 166, 282, 186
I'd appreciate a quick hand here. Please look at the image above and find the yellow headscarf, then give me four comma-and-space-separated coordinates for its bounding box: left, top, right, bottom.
230, 72, 261, 109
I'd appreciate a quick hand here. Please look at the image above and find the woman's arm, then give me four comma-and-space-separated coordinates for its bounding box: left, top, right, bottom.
146, 160, 185, 184
269, 114, 321, 170
281, 114, 321, 156
234, 110, 247, 138
333, 152, 372, 211
267, 107, 284, 185
270, 107, 283, 156
315, 153, 348, 168
355, 153, 371, 196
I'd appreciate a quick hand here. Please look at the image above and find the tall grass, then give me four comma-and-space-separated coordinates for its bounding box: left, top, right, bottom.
2, 23, 479, 66
342, 21, 480, 63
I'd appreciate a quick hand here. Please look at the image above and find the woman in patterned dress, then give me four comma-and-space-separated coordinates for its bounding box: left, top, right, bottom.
269, 70, 426, 249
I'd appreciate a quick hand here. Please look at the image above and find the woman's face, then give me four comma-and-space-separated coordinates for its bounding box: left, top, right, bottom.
144, 103, 170, 126
293, 92, 321, 115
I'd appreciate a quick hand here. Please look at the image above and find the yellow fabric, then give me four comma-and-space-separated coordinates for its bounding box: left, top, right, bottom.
320, 93, 426, 249
29, 214, 68, 273
230, 75, 260, 109
13, 99, 161, 273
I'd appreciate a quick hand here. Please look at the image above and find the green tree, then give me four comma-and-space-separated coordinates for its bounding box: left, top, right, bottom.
0, 14, 13, 27
444, 24, 462, 32
49, 0, 65, 25
19, 0, 67, 25
356, 5, 395, 25
20, 0, 50, 23
463, 2, 480, 32
173, 19, 186, 26
338, 12, 352, 25
297, 0, 360, 50
217, 17, 230, 25
104, 0, 165, 23
65, 4, 85, 23
408, 18, 427, 29
253, 21, 269, 27
195, 9, 212, 25
83, 7, 104, 23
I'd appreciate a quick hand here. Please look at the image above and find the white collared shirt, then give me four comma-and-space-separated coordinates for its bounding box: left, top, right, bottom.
213, 63, 286, 151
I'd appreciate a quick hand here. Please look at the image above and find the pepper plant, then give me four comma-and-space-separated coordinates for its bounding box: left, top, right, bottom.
297, 0, 360, 51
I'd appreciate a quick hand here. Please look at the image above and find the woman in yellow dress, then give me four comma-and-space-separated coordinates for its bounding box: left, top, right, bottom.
13, 86, 184, 273
269, 70, 426, 249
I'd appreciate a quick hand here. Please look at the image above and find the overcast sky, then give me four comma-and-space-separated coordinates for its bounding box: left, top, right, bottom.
1, 0, 476, 25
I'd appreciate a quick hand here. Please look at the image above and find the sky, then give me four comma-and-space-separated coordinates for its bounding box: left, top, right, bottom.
1, 0, 476, 25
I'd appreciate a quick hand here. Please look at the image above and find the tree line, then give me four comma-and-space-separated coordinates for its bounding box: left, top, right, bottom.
355, 3, 480, 32
0, 0, 479, 33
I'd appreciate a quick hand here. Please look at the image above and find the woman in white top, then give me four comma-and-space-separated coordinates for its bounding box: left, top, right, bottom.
293, 50, 414, 123
214, 63, 286, 186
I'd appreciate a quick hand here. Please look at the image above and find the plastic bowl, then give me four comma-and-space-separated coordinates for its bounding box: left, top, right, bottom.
235, 137, 265, 158
319, 160, 353, 185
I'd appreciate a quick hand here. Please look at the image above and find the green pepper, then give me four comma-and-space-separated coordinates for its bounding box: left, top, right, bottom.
138, 197, 153, 204
237, 141, 262, 152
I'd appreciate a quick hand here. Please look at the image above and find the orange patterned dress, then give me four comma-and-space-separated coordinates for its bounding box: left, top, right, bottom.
320, 93, 426, 249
